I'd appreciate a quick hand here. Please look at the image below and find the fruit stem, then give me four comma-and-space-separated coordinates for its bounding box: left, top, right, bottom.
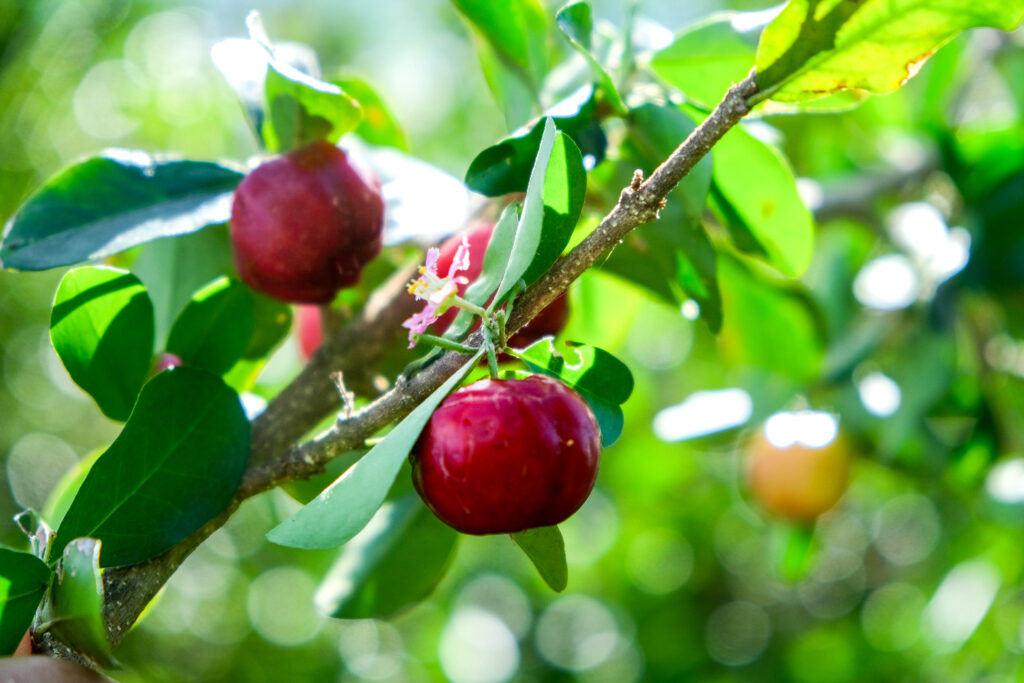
451, 296, 487, 319
482, 325, 500, 379
410, 334, 478, 355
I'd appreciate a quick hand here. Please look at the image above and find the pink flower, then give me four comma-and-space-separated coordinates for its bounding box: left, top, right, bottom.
402, 235, 471, 347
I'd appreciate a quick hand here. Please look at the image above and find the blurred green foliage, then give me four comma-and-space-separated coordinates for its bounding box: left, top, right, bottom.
3, 1, 1024, 682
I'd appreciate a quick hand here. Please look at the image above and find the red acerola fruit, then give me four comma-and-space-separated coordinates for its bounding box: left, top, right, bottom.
431, 223, 569, 346
296, 305, 323, 360
230, 141, 384, 304
411, 375, 601, 535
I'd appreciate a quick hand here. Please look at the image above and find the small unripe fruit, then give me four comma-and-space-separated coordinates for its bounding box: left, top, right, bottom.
747, 413, 852, 522
411, 375, 601, 535
230, 141, 384, 304
431, 223, 570, 344
153, 353, 182, 374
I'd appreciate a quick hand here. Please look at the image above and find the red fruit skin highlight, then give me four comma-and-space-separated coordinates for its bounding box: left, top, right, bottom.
431, 224, 569, 345
296, 305, 323, 360
411, 375, 601, 535
230, 141, 384, 304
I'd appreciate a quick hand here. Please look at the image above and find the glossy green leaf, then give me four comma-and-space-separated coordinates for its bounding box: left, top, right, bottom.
246, 13, 361, 153
602, 104, 721, 330
267, 351, 484, 549
44, 538, 115, 668
754, 0, 1024, 104
166, 277, 254, 375
0, 152, 243, 271
494, 117, 557, 303
444, 204, 520, 341
511, 525, 567, 592
335, 76, 409, 150
0, 548, 52, 655
465, 88, 606, 197
652, 13, 759, 108
555, 2, 626, 114
43, 450, 102, 530
717, 256, 822, 381
316, 494, 459, 619
512, 339, 633, 446
131, 224, 235, 347
53, 367, 250, 567
451, 0, 549, 96
51, 267, 155, 422
711, 124, 814, 276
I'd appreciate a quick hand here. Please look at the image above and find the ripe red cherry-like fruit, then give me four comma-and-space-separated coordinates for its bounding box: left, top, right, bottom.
432, 223, 569, 345
411, 375, 601, 535
230, 141, 384, 304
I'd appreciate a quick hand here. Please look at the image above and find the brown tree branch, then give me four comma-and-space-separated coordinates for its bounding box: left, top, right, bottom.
64, 70, 759, 658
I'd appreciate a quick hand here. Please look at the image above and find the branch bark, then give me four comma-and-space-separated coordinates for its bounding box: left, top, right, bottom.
71, 70, 760, 657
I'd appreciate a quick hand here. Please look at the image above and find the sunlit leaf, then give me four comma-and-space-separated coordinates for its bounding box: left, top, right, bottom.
754, 0, 1024, 104
710, 124, 814, 277
0, 152, 243, 271
51, 267, 155, 422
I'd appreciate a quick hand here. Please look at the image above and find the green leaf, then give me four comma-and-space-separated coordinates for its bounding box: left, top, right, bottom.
602, 104, 721, 330
0, 547, 52, 655
465, 88, 606, 197
166, 277, 255, 375
512, 339, 633, 446
52, 367, 250, 567
267, 350, 484, 549
451, 0, 549, 96
710, 124, 814, 276
555, 2, 627, 115
242, 292, 292, 359
51, 267, 155, 422
717, 255, 822, 381
494, 118, 557, 303
131, 224, 235, 348
754, 0, 1024, 104
651, 13, 759, 108
316, 494, 459, 619
1, 153, 242, 272
444, 204, 521, 341
335, 76, 409, 150
246, 13, 362, 153
511, 525, 567, 592
43, 538, 115, 668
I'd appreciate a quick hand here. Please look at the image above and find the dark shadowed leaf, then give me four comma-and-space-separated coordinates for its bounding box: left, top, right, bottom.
0, 547, 51, 655
316, 494, 459, 619
465, 87, 606, 197
166, 277, 255, 375
52, 367, 250, 567
511, 525, 567, 592
0, 152, 243, 271
51, 267, 155, 422
754, 0, 1024, 104
267, 351, 484, 549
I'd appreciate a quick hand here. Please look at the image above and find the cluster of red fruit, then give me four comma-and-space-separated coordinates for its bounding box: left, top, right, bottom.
228, 141, 599, 534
